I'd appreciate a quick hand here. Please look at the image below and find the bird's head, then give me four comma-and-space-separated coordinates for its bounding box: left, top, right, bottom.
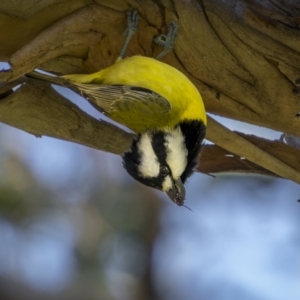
122, 120, 206, 206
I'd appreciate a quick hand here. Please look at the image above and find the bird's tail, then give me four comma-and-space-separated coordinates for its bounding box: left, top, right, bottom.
26, 71, 67, 87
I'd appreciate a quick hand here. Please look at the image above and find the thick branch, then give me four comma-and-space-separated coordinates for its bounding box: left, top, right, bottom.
206, 116, 300, 184
199, 132, 300, 176
0, 81, 133, 155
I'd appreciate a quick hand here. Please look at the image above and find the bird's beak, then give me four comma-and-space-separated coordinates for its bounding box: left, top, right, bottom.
166, 178, 186, 206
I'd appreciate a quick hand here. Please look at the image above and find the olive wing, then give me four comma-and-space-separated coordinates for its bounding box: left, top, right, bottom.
71, 83, 172, 132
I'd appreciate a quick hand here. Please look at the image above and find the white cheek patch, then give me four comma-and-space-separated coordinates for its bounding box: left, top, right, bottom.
162, 176, 173, 192
165, 127, 188, 179
137, 133, 160, 178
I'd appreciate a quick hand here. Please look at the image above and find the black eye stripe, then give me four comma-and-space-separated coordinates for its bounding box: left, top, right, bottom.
151, 131, 167, 166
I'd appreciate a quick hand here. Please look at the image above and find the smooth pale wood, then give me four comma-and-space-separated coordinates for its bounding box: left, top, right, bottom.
199, 132, 300, 176
0, 81, 132, 155
206, 117, 300, 184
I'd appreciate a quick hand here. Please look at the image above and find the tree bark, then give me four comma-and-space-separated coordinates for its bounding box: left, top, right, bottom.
1, 0, 300, 182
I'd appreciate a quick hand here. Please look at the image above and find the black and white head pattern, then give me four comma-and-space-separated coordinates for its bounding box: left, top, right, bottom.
123, 120, 206, 194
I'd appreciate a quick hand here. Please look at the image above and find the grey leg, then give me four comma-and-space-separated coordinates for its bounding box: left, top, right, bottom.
154, 21, 179, 60
119, 10, 139, 59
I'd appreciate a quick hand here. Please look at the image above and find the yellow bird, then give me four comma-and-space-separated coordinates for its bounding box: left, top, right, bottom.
27, 10, 207, 206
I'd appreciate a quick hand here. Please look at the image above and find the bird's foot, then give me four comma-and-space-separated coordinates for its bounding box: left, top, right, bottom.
154, 21, 179, 60
119, 10, 139, 59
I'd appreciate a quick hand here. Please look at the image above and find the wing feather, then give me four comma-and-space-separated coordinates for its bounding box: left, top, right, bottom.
69, 83, 172, 132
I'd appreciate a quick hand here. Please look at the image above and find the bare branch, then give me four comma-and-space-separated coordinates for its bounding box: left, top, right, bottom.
200, 132, 300, 176
0, 81, 133, 155
206, 117, 300, 184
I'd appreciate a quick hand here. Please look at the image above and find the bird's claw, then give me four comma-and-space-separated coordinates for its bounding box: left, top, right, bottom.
154, 21, 179, 59
123, 10, 139, 37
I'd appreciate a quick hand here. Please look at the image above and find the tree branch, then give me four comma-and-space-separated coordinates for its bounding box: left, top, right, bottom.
206, 117, 300, 183
1, 0, 300, 184
0, 81, 133, 155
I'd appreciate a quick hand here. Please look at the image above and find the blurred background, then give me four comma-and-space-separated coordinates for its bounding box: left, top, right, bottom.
0, 80, 299, 300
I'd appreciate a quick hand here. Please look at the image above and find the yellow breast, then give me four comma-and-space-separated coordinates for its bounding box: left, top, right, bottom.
63, 56, 206, 129
90, 56, 206, 126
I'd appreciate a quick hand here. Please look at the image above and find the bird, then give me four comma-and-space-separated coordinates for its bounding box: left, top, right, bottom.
26, 10, 207, 206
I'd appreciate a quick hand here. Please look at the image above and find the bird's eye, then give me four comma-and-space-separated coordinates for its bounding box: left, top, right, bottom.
160, 166, 169, 177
